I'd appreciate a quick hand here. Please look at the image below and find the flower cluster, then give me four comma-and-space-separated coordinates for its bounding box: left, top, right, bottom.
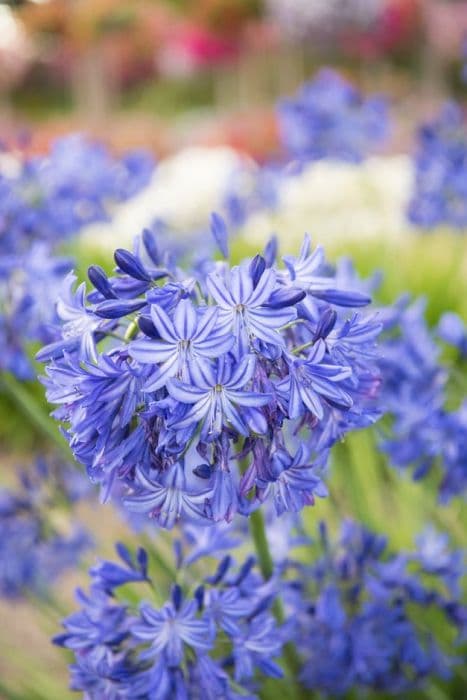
0, 243, 73, 379
55, 534, 283, 699
0, 134, 155, 255
379, 298, 467, 501
55, 515, 466, 698
408, 102, 467, 230
38, 219, 383, 527
0, 456, 92, 599
0, 135, 154, 380
277, 68, 388, 164
284, 520, 467, 695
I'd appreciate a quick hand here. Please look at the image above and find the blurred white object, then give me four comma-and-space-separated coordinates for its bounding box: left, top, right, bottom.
81, 148, 413, 256
241, 155, 413, 250
266, 0, 384, 40
0, 7, 33, 92
81, 146, 246, 252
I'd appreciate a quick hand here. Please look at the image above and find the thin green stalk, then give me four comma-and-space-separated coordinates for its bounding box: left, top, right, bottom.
249, 508, 274, 580
1, 372, 70, 457
248, 508, 307, 699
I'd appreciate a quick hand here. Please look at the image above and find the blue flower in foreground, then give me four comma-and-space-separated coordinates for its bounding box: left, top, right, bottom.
38, 222, 383, 526
133, 591, 215, 665
276, 340, 353, 420
123, 462, 210, 528
130, 300, 233, 391
168, 355, 272, 439
206, 262, 297, 354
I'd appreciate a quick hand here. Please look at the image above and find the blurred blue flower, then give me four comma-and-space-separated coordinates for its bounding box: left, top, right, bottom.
278, 68, 388, 164
408, 103, 467, 230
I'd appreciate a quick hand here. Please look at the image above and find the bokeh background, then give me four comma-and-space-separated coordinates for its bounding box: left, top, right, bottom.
0, 1, 466, 698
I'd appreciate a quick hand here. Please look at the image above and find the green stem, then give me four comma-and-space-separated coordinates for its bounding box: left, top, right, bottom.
1, 372, 70, 457
248, 508, 306, 698
249, 508, 274, 580
124, 319, 139, 341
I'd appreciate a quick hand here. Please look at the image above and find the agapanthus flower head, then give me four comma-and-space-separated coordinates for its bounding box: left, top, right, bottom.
277, 68, 388, 164
0, 134, 155, 255
0, 456, 92, 599
408, 102, 467, 230
282, 519, 467, 695
38, 218, 383, 529
55, 532, 284, 699
379, 297, 467, 501
0, 242, 73, 379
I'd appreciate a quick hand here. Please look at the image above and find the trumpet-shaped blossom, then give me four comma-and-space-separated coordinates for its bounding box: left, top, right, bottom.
168, 355, 271, 439
130, 301, 233, 391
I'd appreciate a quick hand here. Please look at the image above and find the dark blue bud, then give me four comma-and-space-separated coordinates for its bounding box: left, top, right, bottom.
138, 315, 159, 338
94, 299, 146, 319
248, 594, 274, 620
193, 464, 212, 479
265, 286, 305, 309
88, 265, 116, 299
114, 248, 151, 282
142, 228, 160, 265
250, 255, 266, 288
194, 585, 205, 611
172, 584, 183, 611
116, 542, 132, 568
319, 521, 328, 548
137, 547, 148, 578
173, 540, 183, 570
263, 234, 278, 267
314, 307, 337, 340
232, 555, 255, 585
207, 555, 231, 584
211, 212, 229, 258
312, 288, 371, 307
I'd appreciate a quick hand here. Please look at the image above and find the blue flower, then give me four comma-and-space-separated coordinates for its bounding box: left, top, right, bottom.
285, 520, 467, 695
55, 541, 284, 698
123, 462, 211, 528
133, 592, 215, 666
253, 445, 328, 516
276, 340, 352, 420
207, 262, 297, 354
278, 68, 388, 164
0, 457, 92, 599
438, 311, 467, 357
408, 102, 467, 230
168, 355, 271, 439
130, 300, 233, 391
38, 224, 383, 525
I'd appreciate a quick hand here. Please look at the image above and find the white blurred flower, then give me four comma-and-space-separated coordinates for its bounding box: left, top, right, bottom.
241, 155, 414, 250
80, 146, 245, 252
